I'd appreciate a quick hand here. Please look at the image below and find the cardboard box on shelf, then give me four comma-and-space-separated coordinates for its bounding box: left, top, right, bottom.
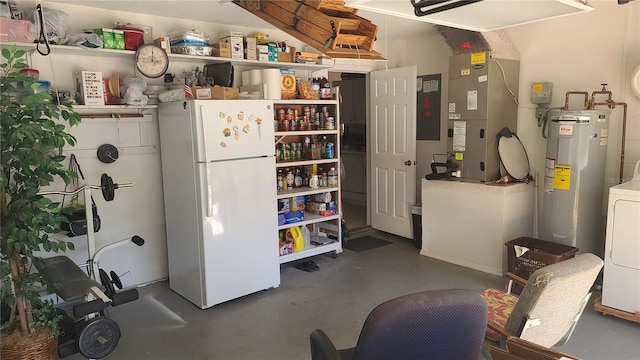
94, 28, 115, 49
212, 42, 231, 58
278, 210, 305, 226
221, 34, 244, 60
73, 71, 105, 105
280, 70, 296, 100
154, 36, 171, 53
113, 29, 125, 50
278, 46, 296, 63
194, 86, 239, 100
268, 45, 278, 62
245, 36, 257, 49
244, 36, 257, 60
257, 45, 269, 62
220, 30, 243, 38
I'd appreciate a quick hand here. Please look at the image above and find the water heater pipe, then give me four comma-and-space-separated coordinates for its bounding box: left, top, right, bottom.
564, 91, 589, 109
589, 87, 628, 184
533, 171, 539, 238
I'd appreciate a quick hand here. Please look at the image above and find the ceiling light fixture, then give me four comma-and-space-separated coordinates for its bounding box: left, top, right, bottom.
345, 0, 595, 32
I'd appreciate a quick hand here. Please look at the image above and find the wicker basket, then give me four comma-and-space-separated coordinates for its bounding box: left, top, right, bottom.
506, 237, 579, 294
1, 327, 58, 360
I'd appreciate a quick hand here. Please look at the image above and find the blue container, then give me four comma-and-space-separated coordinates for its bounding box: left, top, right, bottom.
325, 142, 334, 159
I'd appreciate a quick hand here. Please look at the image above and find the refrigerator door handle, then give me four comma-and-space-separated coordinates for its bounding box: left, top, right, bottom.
205, 183, 213, 218
198, 164, 213, 218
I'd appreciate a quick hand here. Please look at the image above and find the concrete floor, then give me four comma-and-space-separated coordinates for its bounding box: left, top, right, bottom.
67, 230, 639, 360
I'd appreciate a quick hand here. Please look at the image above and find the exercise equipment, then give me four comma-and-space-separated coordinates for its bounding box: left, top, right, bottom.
77, 318, 121, 359
36, 173, 143, 359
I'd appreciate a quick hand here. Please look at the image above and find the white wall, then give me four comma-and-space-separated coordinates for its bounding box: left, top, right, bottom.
386, 33, 451, 203
504, 1, 640, 189
388, 0, 639, 205
13, 1, 314, 288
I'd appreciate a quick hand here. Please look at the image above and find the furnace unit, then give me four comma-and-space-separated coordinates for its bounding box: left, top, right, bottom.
446, 51, 520, 182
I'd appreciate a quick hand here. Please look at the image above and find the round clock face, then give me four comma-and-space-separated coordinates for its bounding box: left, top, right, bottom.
135, 44, 169, 78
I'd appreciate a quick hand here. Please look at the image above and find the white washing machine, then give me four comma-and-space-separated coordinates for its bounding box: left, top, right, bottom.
601, 161, 640, 313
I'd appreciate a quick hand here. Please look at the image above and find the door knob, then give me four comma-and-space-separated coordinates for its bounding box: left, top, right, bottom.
404, 160, 412, 166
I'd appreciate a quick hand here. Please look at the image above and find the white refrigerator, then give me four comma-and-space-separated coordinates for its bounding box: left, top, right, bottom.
158, 100, 279, 309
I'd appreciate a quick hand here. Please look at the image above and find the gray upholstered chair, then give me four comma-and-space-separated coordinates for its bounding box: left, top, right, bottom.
481, 253, 603, 348
310, 289, 488, 360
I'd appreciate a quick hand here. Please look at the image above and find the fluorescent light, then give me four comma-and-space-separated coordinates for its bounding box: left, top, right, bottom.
345, 0, 595, 32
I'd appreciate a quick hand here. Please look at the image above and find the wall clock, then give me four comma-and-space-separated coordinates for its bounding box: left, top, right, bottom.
135, 44, 169, 78
632, 64, 640, 100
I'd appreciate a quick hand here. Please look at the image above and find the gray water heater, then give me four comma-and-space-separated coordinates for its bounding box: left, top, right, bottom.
446, 51, 520, 182
539, 109, 610, 257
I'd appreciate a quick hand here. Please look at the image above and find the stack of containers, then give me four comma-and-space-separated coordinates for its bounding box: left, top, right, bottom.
169, 29, 212, 56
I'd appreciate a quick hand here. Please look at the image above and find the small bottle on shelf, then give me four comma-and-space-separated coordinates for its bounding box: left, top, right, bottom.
302, 166, 309, 187
320, 172, 328, 187
286, 168, 294, 190
277, 169, 284, 192
294, 167, 302, 188
328, 167, 338, 188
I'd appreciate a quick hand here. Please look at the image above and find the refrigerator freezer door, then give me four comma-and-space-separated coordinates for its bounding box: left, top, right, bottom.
197, 156, 279, 308
194, 100, 274, 162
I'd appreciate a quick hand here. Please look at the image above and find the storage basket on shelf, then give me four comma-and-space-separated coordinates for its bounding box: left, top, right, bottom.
505, 237, 579, 294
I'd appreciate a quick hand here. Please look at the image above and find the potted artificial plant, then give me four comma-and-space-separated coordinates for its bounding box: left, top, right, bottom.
0, 45, 81, 359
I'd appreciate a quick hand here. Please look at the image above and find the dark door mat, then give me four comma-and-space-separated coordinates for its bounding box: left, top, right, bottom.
343, 236, 393, 252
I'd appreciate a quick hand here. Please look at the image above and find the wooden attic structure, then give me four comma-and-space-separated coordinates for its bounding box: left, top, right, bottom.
234, 0, 385, 60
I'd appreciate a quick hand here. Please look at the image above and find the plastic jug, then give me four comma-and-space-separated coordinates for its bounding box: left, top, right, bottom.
287, 226, 305, 252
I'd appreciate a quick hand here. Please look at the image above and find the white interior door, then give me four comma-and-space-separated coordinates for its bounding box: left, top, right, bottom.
369, 66, 417, 239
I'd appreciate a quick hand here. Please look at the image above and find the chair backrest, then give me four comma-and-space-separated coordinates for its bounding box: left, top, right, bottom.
351, 289, 488, 360
505, 253, 603, 347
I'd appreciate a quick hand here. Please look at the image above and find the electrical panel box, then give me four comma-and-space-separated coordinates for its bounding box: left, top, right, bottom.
446, 51, 520, 182
531, 82, 553, 104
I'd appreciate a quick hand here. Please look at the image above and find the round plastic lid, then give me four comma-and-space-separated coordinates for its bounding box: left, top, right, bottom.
498, 132, 530, 180
20, 68, 40, 79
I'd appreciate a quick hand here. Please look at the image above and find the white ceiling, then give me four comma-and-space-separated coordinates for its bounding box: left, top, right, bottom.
46, 0, 438, 40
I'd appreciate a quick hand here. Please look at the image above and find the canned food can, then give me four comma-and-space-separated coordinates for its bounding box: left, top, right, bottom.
312, 192, 332, 203
278, 198, 290, 213
324, 117, 335, 130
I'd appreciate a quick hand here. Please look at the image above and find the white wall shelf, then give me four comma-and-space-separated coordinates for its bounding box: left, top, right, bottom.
277, 186, 339, 199
11, 42, 333, 71
276, 158, 337, 168
279, 241, 341, 264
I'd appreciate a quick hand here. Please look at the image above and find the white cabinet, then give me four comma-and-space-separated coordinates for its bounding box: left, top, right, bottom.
421, 179, 534, 275
273, 99, 343, 264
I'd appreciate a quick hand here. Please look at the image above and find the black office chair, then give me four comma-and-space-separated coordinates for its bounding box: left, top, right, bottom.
310, 289, 488, 360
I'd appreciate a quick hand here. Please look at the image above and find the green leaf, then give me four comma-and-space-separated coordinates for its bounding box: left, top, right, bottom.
1, 45, 83, 331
